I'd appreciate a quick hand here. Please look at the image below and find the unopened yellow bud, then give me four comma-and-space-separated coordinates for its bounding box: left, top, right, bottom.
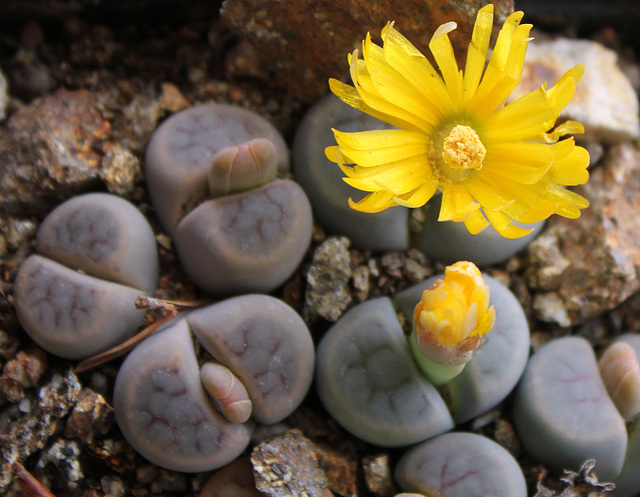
413, 261, 495, 372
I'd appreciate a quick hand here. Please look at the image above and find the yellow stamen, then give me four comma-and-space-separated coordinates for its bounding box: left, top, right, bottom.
442, 125, 486, 170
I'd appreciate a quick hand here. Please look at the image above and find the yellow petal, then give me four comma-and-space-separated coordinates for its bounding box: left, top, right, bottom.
488, 11, 524, 73
329, 78, 419, 131
335, 141, 428, 166
464, 175, 515, 211
463, 208, 490, 234
333, 128, 427, 150
325, 145, 341, 163
471, 11, 532, 115
381, 22, 452, 119
483, 86, 559, 142
488, 140, 559, 166
349, 48, 432, 132
549, 145, 590, 185
348, 190, 397, 212
363, 33, 440, 130
393, 174, 439, 207
464, 4, 494, 103
484, 209, 533, 239
439, 184, 480, 222
544, 120, 585, 142
429, 21, 464, 107
342, 160, 431, 195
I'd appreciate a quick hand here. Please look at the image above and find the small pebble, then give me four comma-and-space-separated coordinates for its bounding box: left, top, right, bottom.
251, 429, 327, 497
160, 82, 189, 112
100, 144, 140, 196
351, 265, 370, 302
38, 438, 83, 487
64, 388, 114, 445
314, 442, 357, 497
363, 454, 396, 497
0, 347, 47, 403
200, 457, 268, 497
304, 237, 352, 322
0, 67, 7, 120
100, 475, 125, 497
150, 469, 188, 494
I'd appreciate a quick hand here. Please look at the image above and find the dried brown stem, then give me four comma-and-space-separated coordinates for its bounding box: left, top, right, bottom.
74, 310, 177, 372
75, 296, 210, 373
11, 461, 57, 497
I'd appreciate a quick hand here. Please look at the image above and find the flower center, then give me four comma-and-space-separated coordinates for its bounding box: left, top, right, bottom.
441, 125, 486, 171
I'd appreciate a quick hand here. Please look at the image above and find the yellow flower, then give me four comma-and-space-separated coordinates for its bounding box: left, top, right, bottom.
325, 4, 590, 239
413, 261, 495, 367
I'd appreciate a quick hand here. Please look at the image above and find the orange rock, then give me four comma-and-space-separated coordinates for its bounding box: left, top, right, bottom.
220, 0, 514, 101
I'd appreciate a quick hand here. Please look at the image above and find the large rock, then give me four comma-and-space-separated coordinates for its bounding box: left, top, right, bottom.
527, 143, 640, 326
0, 88, 110, 215
220, 0, 514, 101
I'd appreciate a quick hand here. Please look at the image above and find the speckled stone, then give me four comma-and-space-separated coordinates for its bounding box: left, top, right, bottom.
251, 429, 328, 497
304, 237, 352, 322
363, 454, 396, 497
64, 388, 114, 445
0, 370, 81, 492
38, 438, 84, 487
0, 88, 110, 215
0, 348, 47, 404
100, 144, 141, 196
314, 442, 358, 497
220, 0, 514, 101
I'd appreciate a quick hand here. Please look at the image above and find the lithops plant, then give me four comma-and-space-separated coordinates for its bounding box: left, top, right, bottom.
607, 334, 640, 497
113, 294, 315, 472
513, 336, 628, 480
14, 193, 159, 359
514, 333, 640, 495
145, 103, 313, 294
316, 296, 454, 447
315, 262, 529, 447
599, 340, 640, 422
395, 432, 527, 497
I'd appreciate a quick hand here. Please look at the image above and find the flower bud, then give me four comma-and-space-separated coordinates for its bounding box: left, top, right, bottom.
411, 261, 495, 384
